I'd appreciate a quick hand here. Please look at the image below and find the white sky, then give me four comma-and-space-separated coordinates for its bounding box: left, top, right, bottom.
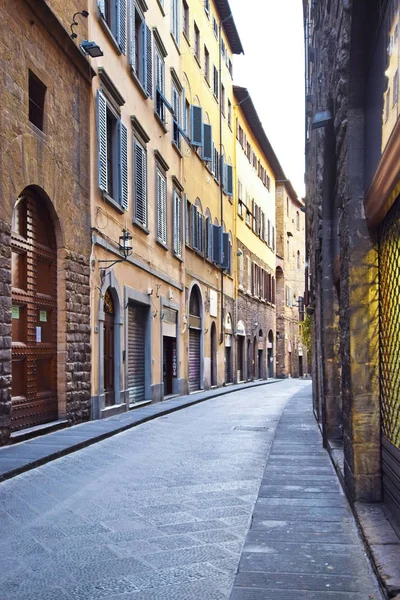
228, 0, 305, 197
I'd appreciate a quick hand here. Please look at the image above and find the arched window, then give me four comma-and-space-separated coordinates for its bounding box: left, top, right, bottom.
287, 238, 290, 259
296, 211, 300, 230
297, 250, 301, 269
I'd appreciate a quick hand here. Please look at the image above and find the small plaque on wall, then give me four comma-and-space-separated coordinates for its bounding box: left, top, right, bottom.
12, 306, 20, 320
209, 290, 218, 317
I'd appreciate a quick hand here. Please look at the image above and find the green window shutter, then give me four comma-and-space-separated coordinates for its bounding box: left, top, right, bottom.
191, 105, 203, 146
97, 90, 108, 193
202, 124, 212, 161
226, 165, 233, 196
118, 120, 128, 210
134, 140, 147, 227
173, 192, 182, 257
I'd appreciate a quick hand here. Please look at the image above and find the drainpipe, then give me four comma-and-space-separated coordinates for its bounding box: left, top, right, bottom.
219, 14, 232, 345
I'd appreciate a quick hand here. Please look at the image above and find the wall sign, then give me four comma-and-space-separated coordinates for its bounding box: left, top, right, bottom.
12, 306, 20, 320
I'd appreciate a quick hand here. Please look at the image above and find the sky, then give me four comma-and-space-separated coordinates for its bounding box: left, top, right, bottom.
228, 0, 305, 197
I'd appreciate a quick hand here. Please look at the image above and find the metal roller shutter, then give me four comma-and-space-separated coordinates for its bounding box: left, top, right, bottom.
128, 302, 147, 404
189, 329, 201, 392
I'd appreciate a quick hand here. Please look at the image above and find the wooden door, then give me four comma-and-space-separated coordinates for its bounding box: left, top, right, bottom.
11, 192, 58, 431
103, 289, 115, 407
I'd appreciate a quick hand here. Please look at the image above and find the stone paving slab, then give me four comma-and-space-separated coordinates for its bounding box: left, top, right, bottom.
0, 379, 280, 482
229, 388, 384, 600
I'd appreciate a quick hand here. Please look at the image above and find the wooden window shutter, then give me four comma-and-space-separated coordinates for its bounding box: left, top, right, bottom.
129, 0, 136, 71
221, 232, 231, 271
118, 120, 128, 210
212, 224, 223, 264
202, 124, 213, 161
134, 140, 147, 227
191, 105, 203, 146
97, 90, 108, 193
220, 154, 225, 188
117, 0, 128, 55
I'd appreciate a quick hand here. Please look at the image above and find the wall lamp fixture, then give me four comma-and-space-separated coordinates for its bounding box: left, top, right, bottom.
99, 229, 132, 272
80, 40, 104, 58
70, 10, 89, 39
236, 249, 243, 257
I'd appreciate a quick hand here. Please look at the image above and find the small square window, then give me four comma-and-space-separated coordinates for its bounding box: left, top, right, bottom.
29, 71, 46, 131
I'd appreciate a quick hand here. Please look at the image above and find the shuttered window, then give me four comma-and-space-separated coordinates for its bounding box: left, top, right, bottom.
172, 84, 181, 148
156, 168, 167, 244
226, 164, 233, 196
173, 191, 182, 257
202, 123, 212, 161
98, 0, 127, 55
133, 139, 147, 227
155, 43, 166, 121
191, 105, 203, 146
171, 0, 179, 42
213, 65, 218, 98
97, 90, 128, 210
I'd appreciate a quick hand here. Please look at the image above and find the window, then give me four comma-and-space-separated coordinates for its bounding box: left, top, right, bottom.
204, 0, 210, 16
213, 66, 219, 99
228, 99, 232, 128
97, 90, 128, 210
221, 38, 225, 58
173, 191, 183, 257
287, 238, 290, 259
194, 23, 200, 62
130, 6, 152, 96
227, 57, 233, 77
171, 0, 179, 43
296, 211, 300, 230
286, 197, 289, 216
213, 16, 218, 38
204, 46, 210, 83
185, 98, 190, 135
297, 250, 301, 269
98, 0, 127, 54
172, 84, 181, 149
133, 139, 147, 227
28, 71, 46, 131
156, 167, 167, 245
182, 0, 189, 39
221, 84, 225, 115
155, 43, 166, 122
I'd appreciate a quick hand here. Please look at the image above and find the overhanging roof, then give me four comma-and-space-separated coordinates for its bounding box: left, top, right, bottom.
233, 85, 300, 204
214, 0, 244, 55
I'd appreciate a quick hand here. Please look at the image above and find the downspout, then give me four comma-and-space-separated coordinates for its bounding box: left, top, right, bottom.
219, 14, 232, 345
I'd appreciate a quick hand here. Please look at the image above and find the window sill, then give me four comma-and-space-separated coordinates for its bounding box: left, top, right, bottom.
133, 220, 150, 235
213, 93, 219, 104
98, 13, 122, 56
130, 69, 148, 99
182, 30, 190, 46
102, 190, 124, 213
156, 239, 169, 251
154, 110, 168, 133
156, 0, 165, 16
204, 7, 210, 19
194, 54, 202, 69
173, 252, 184, 262
170, 33, 181, 55
172, 141, 183, 158
204, 76, 211, 88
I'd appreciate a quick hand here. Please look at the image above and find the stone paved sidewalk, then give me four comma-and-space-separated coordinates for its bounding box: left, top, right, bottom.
230, 387, 384, 600
0, 379, 280, 482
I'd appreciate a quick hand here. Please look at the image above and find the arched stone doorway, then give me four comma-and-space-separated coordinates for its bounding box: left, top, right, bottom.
11, 188, 58, 430
188, 284, 203, 392
210, 322, 217, 387
268, 330, 274, 378
103, 288, 115, 407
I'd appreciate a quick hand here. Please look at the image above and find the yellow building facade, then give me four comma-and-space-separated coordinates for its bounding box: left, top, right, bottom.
233, 87, 278, 381
88, 0, 243, 417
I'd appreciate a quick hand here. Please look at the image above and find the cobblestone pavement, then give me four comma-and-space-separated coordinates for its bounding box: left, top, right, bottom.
0, 380, 382, 599
0, 380, 298, 600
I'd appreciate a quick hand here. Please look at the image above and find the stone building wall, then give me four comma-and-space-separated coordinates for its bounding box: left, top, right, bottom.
0, 0, 93, 443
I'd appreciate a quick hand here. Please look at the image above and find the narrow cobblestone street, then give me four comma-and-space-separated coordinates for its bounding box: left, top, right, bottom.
0, 381, 383, 599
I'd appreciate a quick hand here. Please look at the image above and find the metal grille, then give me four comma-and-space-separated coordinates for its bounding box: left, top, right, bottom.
379, 195, 400, 449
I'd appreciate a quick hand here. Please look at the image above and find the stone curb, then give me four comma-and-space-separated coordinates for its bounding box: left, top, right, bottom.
0, 379, 282, 483
328, 443, 400, 599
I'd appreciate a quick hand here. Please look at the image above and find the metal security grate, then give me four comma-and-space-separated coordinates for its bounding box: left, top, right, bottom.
379, 196, 400, 449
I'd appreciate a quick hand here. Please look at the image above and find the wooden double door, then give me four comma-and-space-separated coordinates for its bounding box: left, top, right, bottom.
11, 191, 58, 431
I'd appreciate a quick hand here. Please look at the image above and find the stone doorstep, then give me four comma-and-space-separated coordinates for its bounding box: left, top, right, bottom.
0, 378, 282, 483
327, 440, 400, 599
